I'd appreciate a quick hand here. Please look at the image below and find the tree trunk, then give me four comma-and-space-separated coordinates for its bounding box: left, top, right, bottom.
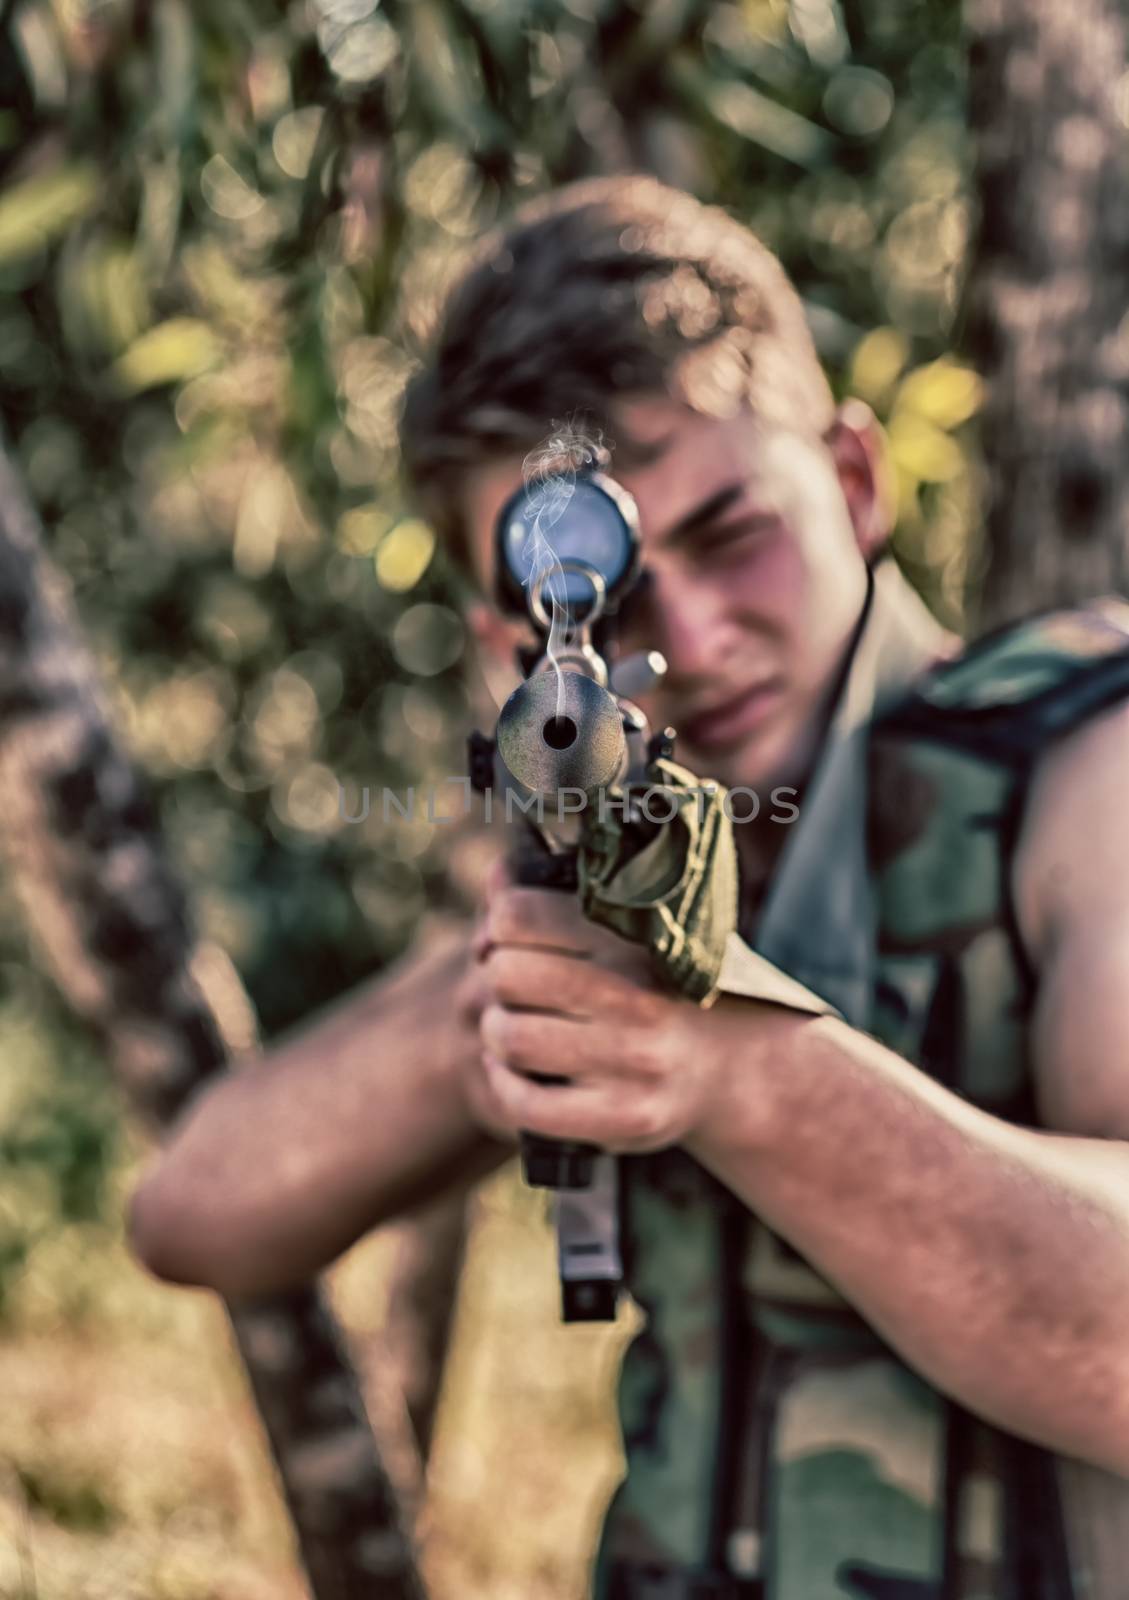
962, 0, 1129, 624
0, 426, 427, 1600
961, 4, 1129, 1592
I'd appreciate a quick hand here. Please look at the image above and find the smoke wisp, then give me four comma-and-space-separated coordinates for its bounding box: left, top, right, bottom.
519, 417, 608, 719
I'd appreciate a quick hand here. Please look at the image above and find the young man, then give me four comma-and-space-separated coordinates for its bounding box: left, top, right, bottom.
131, 177, 1129, 1599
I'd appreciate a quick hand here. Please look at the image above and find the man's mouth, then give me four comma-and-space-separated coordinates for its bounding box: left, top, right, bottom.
679, 679, 784, 750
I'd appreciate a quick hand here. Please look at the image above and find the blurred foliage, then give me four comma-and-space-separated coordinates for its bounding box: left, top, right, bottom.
0, 2, 987, 1590
0, 984, 118, 1321
0, 0, 983, 1042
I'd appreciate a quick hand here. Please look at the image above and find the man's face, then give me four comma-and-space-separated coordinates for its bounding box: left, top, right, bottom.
461, 395, 885, 796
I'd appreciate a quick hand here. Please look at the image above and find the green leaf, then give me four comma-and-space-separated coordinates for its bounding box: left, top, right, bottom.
112, 318, 222, 392
154, 0, 196, 146
895, 358, 984, 430
887, 412, 967, 483
0, 165, 100, 268
703, 78, 834, 169
849, 327, 910, 409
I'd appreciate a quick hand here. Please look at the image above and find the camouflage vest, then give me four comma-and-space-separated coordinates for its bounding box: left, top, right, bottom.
594, 594, 1129, 1600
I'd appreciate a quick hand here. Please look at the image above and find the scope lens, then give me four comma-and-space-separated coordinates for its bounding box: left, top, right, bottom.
499, 476, 636, 611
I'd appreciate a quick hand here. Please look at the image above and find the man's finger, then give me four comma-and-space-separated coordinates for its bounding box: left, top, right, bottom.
480, 1051, 613, 1142
476, 940, 614, 1017
480, 1002, 599, 1080
486, 885, 591, 953
482, 945, 649, 1019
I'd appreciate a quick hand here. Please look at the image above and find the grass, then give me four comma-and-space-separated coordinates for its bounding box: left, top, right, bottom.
0, 1047, 636, 1600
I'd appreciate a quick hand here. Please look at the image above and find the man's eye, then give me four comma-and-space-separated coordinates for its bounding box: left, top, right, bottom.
615, 568, 656, 634
699, 517, 776, 555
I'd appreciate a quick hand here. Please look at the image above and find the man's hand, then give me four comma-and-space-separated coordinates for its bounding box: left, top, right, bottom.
460, 858, 728, 1153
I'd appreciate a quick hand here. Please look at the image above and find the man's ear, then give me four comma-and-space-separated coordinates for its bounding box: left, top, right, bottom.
825, 398, 894, 563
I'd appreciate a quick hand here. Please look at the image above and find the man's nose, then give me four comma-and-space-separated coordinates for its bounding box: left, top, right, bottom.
646, 571, 738, 687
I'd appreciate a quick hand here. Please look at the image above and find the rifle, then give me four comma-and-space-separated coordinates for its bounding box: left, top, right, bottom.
467, 452, 676, 1319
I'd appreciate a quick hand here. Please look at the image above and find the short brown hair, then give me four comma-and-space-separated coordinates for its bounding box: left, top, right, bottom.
399, 174, 835, 579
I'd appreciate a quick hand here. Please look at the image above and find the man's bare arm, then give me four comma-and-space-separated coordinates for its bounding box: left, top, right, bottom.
129, 921, 511, 1299
679, 702, 1129, 1474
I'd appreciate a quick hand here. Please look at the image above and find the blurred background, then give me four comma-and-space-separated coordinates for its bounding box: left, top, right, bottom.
0, 0, 993, 1596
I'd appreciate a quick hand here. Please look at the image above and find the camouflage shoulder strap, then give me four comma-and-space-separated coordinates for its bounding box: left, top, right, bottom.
875, 596, 1129, 762
867, 595, 1129, 1600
